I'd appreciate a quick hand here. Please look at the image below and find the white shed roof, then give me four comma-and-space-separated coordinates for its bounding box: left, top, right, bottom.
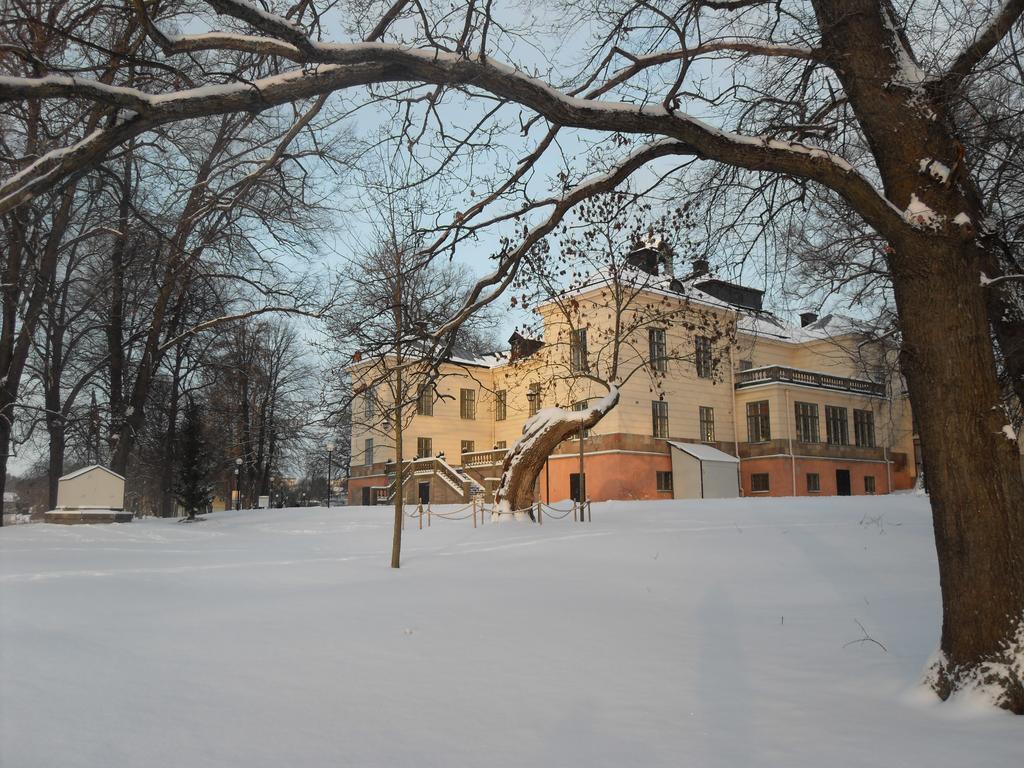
59, 464, 126, 482
667, 441, 740, 464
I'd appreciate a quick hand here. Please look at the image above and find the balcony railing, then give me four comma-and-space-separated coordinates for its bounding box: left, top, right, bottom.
735, 365, 886, 397
461, 448, 510, 467
374, 456, 468, 501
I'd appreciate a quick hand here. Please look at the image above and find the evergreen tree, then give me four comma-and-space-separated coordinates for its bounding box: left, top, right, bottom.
173, 398, 212, 521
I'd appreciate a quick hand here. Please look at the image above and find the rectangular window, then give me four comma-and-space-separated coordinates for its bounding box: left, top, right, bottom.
695, 336, 713, 379
494, 441, 507, 449
807, 472, 821, 493
649, 328, 667, 373
656, 471, 673, 492
739, 359, 753, 372
416, 437, 432, 459
825, 405, 849, 446
751, 473, 770, 493
495, 389, 507, 421
864, 475, 877, 494
569, 328, 588, 373
460, 388, 476, 420
528, 383, 541, 416
416, 386, 433, 416
699, 406, 715, 442
794, 401, 820, 443
746, 400, 771, 443
363, 388, 375, 420
461, 440, 475, 455
854, 409, 876, 448
363, 438, 374, 466
652, 400, 670, 439
571, 400, 590, 439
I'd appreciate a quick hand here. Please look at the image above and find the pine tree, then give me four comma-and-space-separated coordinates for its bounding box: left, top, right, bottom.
173, 398, 212, 521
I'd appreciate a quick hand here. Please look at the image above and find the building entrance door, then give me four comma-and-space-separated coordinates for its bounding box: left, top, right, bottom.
418, 482, 430, 504
836, 469, 851, 496
570, 473, 586, 502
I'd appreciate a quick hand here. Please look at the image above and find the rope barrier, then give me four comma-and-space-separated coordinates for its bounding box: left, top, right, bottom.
538, 502, 574, 520
395, 499, 590, 527
428, 509, 478, 520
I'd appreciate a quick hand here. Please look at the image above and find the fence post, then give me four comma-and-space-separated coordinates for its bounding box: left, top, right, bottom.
587, 500, 592, 522
472, 498, 477, 528
418, 503, 423, 530
428, 505, 432, 527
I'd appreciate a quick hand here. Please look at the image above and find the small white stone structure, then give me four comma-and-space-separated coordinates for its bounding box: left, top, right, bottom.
668, 442, 740, 500
46, 465, 131, 524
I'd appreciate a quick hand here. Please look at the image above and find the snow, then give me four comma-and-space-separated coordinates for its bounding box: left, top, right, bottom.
57, 464, 125, 482
1002, 423, 1017, 441
1, 496, 1021, 767
666, 440, 739, 463
882, 9, 927, 86
904, 193, 943, 229
737, 312, 869, 344
918, 158, 951, 184
45, 508, 126, 516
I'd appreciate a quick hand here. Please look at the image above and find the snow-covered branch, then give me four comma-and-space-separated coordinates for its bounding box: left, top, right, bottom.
0, 39, 901, 233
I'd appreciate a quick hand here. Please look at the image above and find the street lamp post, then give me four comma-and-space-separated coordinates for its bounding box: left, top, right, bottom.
234, 457, 243, 510
326, 442, 335, 508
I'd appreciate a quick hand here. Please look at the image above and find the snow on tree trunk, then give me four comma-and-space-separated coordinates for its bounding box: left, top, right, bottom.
494, 386, 619, 519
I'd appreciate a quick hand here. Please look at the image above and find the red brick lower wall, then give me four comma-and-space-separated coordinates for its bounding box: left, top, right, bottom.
348, 451, 905, 505
740, 456, 893, 497
540, 452, 673, 503
347, 474, 386, 505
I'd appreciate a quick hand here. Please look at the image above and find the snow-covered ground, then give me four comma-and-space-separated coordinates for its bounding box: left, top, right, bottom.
1, 496, 1019, 767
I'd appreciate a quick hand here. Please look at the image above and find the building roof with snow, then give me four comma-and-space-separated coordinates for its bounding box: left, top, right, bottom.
667, 441, 741, 464
59, 464, 125, 482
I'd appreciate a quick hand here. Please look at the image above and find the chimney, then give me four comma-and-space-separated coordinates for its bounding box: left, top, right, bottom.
626, 247, 659, 275
800, 311, 819, 328
660, 248, 674, 278
691, 258, 709, 278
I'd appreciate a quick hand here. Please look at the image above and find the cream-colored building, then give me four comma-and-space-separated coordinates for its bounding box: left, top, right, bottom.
349, 247, 918, 505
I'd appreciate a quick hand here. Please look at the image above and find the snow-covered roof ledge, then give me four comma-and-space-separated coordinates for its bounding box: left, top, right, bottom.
58, 465, 126, 482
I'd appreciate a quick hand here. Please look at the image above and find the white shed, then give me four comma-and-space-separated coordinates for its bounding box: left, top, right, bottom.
667, 442, 740, 499
48, 465, 130, 523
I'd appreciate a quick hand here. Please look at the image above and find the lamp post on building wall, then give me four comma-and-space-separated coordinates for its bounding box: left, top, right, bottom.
326, 443, 335, 508
234, 457, 242, 510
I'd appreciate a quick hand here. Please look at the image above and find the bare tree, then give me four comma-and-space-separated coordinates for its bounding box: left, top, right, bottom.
1, 0, 1023, 708
327, 211, 498, 567
495, 194, 730, 512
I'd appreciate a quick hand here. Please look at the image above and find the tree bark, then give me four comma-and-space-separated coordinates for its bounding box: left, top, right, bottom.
811, 0, 1024, 710
890, 234, 1024, 712
391, 269, 404, 569
495, 388, 619, 517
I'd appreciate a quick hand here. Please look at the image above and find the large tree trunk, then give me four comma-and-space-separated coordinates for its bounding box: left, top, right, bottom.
812, 0, 1024, 713
891, 234, 1024, 712
0, 401, 11, 523
982, 254, 1024, 410
46, 419, 64, 511
494, 387, 619, 518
